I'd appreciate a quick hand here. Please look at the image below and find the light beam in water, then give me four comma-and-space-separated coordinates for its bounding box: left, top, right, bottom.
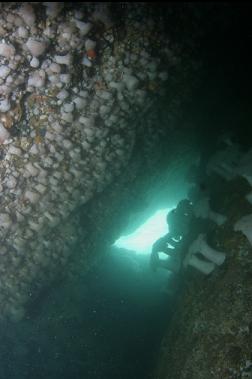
114, 208, 173, 254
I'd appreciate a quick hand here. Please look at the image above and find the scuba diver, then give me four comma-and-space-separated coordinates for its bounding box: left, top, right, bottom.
150, 199, 193, 273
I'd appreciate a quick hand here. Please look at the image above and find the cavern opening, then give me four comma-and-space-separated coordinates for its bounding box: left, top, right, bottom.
0, 3, 252, 379
114, 208, 173, 254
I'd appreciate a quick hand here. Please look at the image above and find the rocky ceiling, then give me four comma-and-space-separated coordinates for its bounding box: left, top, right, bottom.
0, 2, 202, 321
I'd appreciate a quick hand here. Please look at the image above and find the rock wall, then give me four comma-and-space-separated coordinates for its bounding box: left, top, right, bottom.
0, 2, 200, 321
152, 174, 252, 379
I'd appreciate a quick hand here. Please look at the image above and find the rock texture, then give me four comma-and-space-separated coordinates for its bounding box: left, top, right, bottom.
0, 2, 198, 321
153, 176, 252, 379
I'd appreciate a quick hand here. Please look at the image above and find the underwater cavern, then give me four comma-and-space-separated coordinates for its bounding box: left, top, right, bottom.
0, 2, 252, 378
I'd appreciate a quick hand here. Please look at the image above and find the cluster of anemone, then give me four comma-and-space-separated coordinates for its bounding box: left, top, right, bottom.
183, 142, 252, 276
183, 233, 226, 275
207, 143, 252, 243
0, 2, 182, 321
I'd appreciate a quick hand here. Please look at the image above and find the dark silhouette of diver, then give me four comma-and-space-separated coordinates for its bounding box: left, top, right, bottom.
150, 199, 193, 273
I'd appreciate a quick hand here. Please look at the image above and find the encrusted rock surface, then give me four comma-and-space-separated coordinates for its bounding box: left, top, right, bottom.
153, 176, 252, 379
0, 2, 198, 321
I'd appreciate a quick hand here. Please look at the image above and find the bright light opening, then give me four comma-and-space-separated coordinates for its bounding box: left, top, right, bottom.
114, 208, 173, 255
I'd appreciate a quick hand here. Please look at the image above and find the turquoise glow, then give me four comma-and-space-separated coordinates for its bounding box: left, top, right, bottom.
114, 208, 172, 254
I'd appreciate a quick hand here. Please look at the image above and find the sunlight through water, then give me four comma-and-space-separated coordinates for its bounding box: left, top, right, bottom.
114, 208, 173, 254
